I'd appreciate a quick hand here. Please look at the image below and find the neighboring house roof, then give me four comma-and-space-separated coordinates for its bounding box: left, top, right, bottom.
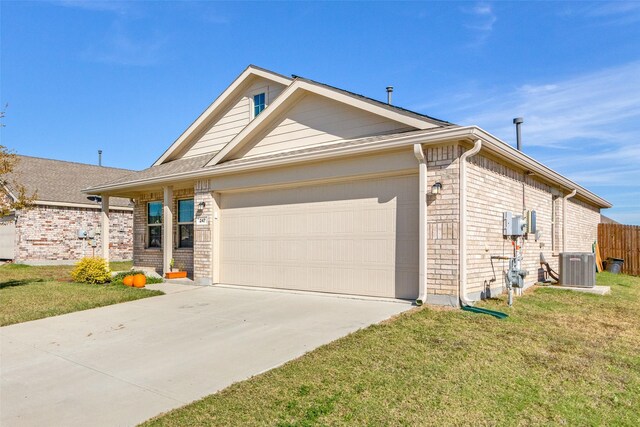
4, 155, 135, 208
601, 215, 619, 224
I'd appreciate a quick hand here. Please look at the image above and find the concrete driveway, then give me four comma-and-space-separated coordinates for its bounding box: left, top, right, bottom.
0, 284, 411, 426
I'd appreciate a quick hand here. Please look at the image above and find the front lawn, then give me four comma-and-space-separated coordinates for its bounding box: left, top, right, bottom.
0, 262, 163, 326
145, 272, 640, 426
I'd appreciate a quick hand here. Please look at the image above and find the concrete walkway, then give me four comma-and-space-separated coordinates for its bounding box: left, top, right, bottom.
0, 285, 411, 427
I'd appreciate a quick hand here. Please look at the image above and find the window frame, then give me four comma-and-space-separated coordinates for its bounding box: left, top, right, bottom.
147, 201, 163, 249
177, 198, 194, 249
249, 87, 269, 119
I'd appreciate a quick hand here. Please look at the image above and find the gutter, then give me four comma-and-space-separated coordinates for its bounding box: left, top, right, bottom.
84, 126, 612, 210
413, 144, 428, 305
562, 189, 577, 253
459, 139, 483, 306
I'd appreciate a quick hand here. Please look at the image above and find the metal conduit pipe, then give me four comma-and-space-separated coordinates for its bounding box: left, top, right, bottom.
459, 139, 483, 306
413, 143, 428, 305
562, 189, 577, 253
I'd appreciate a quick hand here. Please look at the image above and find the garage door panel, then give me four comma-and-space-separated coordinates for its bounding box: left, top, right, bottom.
220, 175, 419, 299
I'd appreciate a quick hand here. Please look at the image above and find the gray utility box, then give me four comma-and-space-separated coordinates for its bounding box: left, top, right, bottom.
559, 252, 596, 288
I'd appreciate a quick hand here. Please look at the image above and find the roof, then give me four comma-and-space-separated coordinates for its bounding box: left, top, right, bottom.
3, 155, 134, 208
85, 125, 612, 209
206, 77, 451, 166
102, 153, 212, 187
153, 65, 454, 167
291, 75, 453, 127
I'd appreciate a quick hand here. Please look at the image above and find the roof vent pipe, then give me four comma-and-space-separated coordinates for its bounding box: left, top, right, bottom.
98, 150, 103, 167
386, 86, 393, 104
513, 117, 523, 151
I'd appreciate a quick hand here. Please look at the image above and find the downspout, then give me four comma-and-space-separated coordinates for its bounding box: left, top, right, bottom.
459, 139, 482, 306
562, 189, 577, 253
413, 144, 428, 305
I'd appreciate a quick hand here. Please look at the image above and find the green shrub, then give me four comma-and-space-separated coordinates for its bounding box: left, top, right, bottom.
71, 257, 111, 284
111, 270, 164, 285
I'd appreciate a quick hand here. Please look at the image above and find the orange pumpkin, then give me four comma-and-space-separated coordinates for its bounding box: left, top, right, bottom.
132, 274, 146, 288
122, 275, 134, 287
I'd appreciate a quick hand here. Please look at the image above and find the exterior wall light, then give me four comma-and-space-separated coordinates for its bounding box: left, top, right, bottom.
198, 201, 206, 209
431, 182, 443, 195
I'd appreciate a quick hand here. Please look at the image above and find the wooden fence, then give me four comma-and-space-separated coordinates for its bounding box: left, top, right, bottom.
598, 223, 640, 276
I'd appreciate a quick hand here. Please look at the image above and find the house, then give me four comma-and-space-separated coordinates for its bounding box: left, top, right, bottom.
85, 65, 611, 306
0, 155, 134, 264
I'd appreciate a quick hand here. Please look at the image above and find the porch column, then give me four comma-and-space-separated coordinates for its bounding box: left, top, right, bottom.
101, 195, 110, 266
163, 186, 174, 275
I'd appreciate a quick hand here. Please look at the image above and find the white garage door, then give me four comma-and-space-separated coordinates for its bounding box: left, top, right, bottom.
219, 175, 418, 299
0, 215, 16, 260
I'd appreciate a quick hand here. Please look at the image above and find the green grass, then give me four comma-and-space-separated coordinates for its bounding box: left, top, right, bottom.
144, 272, 640, 426
0, 262, 163, 326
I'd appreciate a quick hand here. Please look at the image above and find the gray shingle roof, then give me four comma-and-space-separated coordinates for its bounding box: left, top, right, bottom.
291, 76, 455, 127
3, 155, 134, 207
86, 128, 455, 190
99, 153, 213, 187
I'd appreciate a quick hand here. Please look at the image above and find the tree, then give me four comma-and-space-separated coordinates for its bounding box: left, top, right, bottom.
1, 145, 36, 216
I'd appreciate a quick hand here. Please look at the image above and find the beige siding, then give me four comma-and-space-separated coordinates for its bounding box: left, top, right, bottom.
219, 175, 419, 299
182, 78, 287, 159
241, 93, 414, 158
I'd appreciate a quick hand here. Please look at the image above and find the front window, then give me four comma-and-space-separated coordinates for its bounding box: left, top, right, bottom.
147, 201, 162, 248
253, 92, 266, 117
178, 199, 194, 248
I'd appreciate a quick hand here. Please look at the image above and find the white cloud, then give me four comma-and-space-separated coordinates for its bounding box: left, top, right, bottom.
420, 60, 640, 223
459, 61, 640, 150
55, 0, 129, 15
462, 2, 497, 46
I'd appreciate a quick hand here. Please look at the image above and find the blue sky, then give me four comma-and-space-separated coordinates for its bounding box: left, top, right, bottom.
1, 1, 639, 224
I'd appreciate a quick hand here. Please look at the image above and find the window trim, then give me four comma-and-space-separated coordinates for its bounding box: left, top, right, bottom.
147, 200, 163, 249
177, 198, 194, 249
249, 86, 269, 119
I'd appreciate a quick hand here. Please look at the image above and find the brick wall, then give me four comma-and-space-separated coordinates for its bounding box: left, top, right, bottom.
133, 187, 195, 277
566, 197, 600, 252
193, 180, 214, 284
14, 205, 132, 263
425, 144, 461, 303
465, 151, 601, 299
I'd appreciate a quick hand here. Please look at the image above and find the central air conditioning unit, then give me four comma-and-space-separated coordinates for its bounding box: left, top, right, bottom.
559, 252, 596, 288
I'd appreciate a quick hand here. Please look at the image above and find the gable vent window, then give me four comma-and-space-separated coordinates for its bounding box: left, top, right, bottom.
253, 92, 266, 118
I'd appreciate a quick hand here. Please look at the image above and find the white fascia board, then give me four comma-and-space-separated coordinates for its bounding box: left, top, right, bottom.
32, 200, 133, 211
152, 66, 292, 167
206, 79, 436, 167
1, 183, 18, 202
87, 125, 611, 209
87, 127, 476, 193
468, 127, 612, 208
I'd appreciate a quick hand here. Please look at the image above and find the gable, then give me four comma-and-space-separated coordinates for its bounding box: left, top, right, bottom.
153, 66, 292, 166
180, 77, 287, 160
225, 93, 418, 160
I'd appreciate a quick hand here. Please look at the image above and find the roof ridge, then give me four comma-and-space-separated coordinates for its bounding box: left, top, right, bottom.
16, 154, 135, 172
290, 75, 455, 126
